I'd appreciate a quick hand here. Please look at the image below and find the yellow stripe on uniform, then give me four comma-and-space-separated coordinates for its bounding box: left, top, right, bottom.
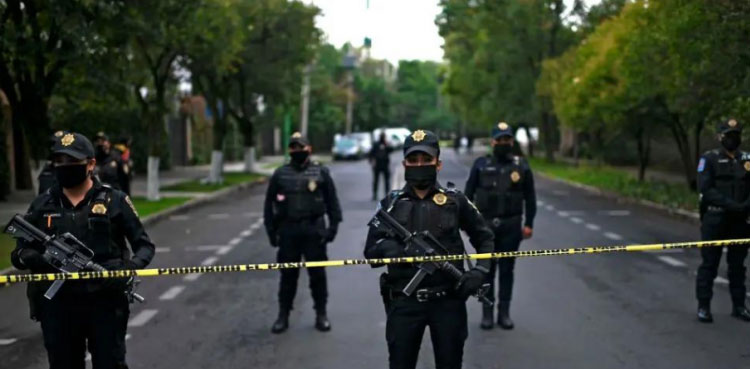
1, 238, 748, 284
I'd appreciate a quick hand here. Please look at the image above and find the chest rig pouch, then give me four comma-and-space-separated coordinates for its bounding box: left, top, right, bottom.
713, 154, 750, 204
87, 189, 118, 261
277, 165, 326, 221
475, 158, 524, 218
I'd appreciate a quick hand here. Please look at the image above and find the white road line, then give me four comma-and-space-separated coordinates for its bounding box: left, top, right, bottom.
603, 232, 623, 241
169, 215, 190, 221
240, 230, 253, 238
155, 247, 171, 253
657, 256, 687, 267
603, 210, 630, 216
159, 286, 186, 301
570, 217, 584, 224
217, 246, 234, 256
585, 223, 601, 231
0, 338, 17, 346
557, 211, 570, 218
545, 205, 555, 211
202, 256, 219, 266
715, 277, 730, 285
537, 200, 545, 206
128, 309, 158, 327
250, 220, 263, 230
244, 212, 262, 217
183, 273, 202, 282
228, 238, 242, 246
208, 213, 230, 220
126, 334, 131, 340
186, 245, 225, 252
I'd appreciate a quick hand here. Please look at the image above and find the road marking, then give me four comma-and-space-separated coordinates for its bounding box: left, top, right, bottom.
537, 200, 545, 206
244, 212, 262, 217
155, 247, 171, 253
202, 256, 219, 266
0, 338, 17, 346
545, 205, 555, 211
552, 190, 569, 196
715, 277, 729, 285
240, 230, 253, 238
603, 232, 623, 241
128, 309, 158, 327
126, 334, 131, 340
657, 256, 687, 267
217, 246, 234, 255
186, 245, 225, 252
228, 238, 242, 246
602, 210, 630, 216
159, 286, 186, 301
250, 219, 263, 230
557, 211, 570, 218
183, 273, 202, 282
169, 215, 190, 221
585, 223, 601, 231
208, 213, 230, 220
570, 217, 583, 224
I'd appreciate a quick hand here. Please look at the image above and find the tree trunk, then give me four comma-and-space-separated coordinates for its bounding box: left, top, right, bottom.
540, 110, 555, 162
667, 116, 695, 188
635, 126, 651, 182
147, 156, 160, 201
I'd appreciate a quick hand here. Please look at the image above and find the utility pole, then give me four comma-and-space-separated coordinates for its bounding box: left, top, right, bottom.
300, 64, 312, 136
342, 51, 357, 135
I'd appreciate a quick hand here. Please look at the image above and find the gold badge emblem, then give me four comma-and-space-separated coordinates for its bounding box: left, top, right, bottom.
744, 162, 750, 172
510, 171, 521, 183
125, 196, 139, 216
291, 131, 302, 138
54, 130, 64, 137
728, 119, 738, 128
61, 133, 75, 146
433, 193, 447, 206
91, 203, 107, 215
411, 130, 426, 142
498, 122, 509, 130
308, 179, 317, 192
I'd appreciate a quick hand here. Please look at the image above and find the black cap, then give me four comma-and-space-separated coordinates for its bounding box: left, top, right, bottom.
491, 121, 514, 139
403, 129, 440, 158
94, 131, 109, 141
51, 132, 95, 160
717, 118, 741, 134
288, 131, 310, 147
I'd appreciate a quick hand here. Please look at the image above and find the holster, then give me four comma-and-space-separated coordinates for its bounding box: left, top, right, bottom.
379, 272, 391, 314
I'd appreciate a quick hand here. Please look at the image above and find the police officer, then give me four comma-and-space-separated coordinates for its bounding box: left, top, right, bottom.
10, 132, 156, 369
370, 132, 393, 200
465, 122, 537, 330
264, 132, 342, 333
93, 132, 129, 192
364, 129, 494, 369
695, 118, 750, 323
112, 136, 133, 196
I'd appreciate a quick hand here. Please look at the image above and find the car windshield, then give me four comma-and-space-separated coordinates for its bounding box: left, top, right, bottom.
336, 139, 357, 148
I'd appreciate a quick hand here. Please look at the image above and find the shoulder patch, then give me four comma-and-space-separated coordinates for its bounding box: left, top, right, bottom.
124, 196, 139, 217
697, 158, 706, 173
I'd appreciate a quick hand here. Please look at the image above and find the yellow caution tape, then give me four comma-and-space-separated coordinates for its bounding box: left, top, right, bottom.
1, 238, 748, 284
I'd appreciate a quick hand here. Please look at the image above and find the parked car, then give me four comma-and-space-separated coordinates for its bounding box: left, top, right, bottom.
372, 127, 411, 149
350, 132, 373, 155
332, 137, 362, 160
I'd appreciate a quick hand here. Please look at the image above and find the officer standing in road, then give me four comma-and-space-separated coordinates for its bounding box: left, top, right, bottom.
364, 129, 494, 369
264, 132, 342, 334
695, 118, 750, 323
465, 122, 537, 330
10, 132, 156, 369
370, 132, 393, 201
93, 132, 129, 192
112, 136, 134, 196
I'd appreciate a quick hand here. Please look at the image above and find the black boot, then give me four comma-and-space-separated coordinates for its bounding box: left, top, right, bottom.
480, 303, 494, 330
271, 309, 290, 334
697, 302, 713, 323
731, 306, 750, 322
497, 301, 514, 330
315, 309, 331, 332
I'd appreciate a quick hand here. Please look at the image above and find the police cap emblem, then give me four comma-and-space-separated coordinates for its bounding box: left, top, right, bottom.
728, 119, 738, 128
61, 133, 75, 147
291, 132, 302, 139
411, 130, 426, 142
744, 162, 750, 172
498, 122, 509, 130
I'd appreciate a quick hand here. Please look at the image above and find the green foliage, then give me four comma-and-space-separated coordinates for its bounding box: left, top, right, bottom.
0, 233, 14, 270
160, 172, 264, 192
130, 197, 191, 218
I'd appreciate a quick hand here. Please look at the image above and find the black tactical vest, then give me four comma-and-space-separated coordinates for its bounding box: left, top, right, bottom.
710, 150, 750, 204
275, 164, 327, 221
95, 156, 120, 190
474, 156, 525, 218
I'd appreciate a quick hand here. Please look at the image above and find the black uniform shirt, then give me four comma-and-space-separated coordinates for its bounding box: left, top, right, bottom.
698, 149, 750, 216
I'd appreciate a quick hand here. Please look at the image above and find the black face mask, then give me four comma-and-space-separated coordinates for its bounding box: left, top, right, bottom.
55, 164, 89, 188
405, 165, 437, 190
721, 133, 742, 152
493, 144, 513, 159
290, 151, 309, 166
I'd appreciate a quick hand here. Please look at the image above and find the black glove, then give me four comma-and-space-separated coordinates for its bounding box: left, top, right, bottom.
456, 268, 486, 299
267, 230, 279, 248
99, 259, 134, 292
376, 239, 405, 258
325, 223, 339, 243
17, 248, 49, 270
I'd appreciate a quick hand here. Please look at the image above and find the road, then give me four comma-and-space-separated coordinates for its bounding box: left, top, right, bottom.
1, 149, 748, 369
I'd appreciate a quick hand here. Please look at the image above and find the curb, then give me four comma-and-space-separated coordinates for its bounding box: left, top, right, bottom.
536, 172, 700, 225
1, 176, 268, 277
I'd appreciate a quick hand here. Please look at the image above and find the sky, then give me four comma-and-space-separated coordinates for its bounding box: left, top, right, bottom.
304, 0, 601, 65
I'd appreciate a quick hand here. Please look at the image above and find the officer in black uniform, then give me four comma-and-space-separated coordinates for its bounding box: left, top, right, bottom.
93, 132, 129, 192
10, 132, 155, 369
112, 136, 133, 196
465, 122, 537, 330
695, 118, 750, 323
370, 132, 393, 200
364, 129, 494, 369
37, 130, 66, 195
264, 132, 342, 334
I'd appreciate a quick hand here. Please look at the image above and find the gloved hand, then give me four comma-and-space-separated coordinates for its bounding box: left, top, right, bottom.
99, 259, 133, 292
17, 248, 49, 270
376, 239, 405, 258
325, 223, 339, 243
267, 230, 279, 248
456, 268, 486, 299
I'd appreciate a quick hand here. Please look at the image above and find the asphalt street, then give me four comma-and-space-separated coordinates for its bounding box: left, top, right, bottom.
1, 149, 748, 369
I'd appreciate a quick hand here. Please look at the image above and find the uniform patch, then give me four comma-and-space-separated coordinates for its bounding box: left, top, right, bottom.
110, 161, 117, 168
510, 171, 521, 183
697, 158, 706, 172
308, 179, 317, 192
54, 130, 64, 137
123, 164, 129, 175
125, 196, 138, 216
91, 203, 107, 215
433, 193, 447, 206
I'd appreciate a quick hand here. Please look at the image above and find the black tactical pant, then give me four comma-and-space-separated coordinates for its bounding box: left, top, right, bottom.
386, 296, 467, 369
373, 165, 391, 199
277, 218, 328, 311
38, 294, 129, 369
485, 216, 523, 303
696, 214, 750, 306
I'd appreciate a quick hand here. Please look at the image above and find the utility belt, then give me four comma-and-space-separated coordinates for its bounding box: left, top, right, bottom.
485, 214, 522, 228
281, 215, 324, 224
380, 273, 455, 303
